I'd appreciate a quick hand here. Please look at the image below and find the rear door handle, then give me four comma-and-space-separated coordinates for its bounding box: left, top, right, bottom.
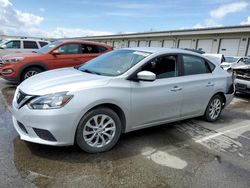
171, 86, 182, 92
206, 82, 214, 87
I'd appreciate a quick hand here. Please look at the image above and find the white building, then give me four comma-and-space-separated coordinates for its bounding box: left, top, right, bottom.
68, 25, 250, 57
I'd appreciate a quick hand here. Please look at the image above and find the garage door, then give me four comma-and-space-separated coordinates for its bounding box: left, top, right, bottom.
106, 41, 113, 46
139, 40, 149, 47
219, 39, 240, 56
197, 39, 213, 53
247, 39, 250, 56
150, 40, 162, 47
178, 40, 192, 48
163, 40, 175, 48
113, 41, 122, 49
129, 41, 138, 47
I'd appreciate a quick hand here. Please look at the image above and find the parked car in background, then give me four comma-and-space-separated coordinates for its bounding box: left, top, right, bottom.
0, 38, 50, 57
233, 57, 250, 94
221, 56, 243, 70
12, 48, 234, 153
203, 53, 225, 66
0, 40, 113, 82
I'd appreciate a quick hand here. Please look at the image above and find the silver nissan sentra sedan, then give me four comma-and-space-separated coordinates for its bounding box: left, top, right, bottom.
12, 48, 234, 153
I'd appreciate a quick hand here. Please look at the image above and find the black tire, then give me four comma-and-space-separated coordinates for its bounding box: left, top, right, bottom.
76, 107, 122, 153
21, 67, 42, 81
204, 95, 223, 122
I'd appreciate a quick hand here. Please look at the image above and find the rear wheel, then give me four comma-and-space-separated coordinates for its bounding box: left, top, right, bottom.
204, 95, 223, 122
76, 108, 122, 153
21, 67, 42, 81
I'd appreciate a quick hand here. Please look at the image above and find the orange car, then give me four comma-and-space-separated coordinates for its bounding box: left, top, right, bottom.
0, 40, 113, 83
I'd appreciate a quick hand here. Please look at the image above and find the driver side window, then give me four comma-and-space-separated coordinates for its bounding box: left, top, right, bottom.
141, 55, 178, 79
57, 44, 81, 54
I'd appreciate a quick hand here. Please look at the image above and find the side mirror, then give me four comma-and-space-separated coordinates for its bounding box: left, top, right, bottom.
137, 71, 156, 81
51, 50, 61, 56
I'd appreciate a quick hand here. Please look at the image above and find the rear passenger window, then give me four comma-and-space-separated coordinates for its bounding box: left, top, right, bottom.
182, 55, 211, 76
81, 44, 99, 53
39, 42, 48, 47
23, 41, 38, 49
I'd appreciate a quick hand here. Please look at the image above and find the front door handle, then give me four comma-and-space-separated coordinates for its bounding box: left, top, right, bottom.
171, 86, 182, 92
206, 82, 214, 87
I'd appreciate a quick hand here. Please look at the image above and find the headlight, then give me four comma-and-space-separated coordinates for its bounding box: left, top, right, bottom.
28, 92, 73, 110
5, 57, 24, 63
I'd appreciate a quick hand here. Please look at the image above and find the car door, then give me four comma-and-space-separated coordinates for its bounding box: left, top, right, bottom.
47, 43, 85, 69
23, 41, 39, 53
0, 40, 21, 56
180, 54, 215, 117
130, 54, 183, 128
47, 43, 100, 69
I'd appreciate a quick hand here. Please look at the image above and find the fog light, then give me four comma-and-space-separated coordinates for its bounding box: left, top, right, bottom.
2, 68, 13, 74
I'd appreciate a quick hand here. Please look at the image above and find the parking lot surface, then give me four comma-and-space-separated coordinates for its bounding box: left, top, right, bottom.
0, 78, 250, 188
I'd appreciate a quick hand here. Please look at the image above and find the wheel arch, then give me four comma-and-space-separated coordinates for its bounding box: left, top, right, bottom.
85, 103, 127, 133
19, 62, 48, 81
212, 92, 226, 107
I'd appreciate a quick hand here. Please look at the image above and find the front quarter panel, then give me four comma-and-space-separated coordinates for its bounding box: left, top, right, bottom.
67, 78, 132, 133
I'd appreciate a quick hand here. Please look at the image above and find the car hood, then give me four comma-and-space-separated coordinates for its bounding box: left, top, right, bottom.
2, 52, 41, 59
19, 68, 112, 95
232, 64, 250, 70
221, 62, 232, 66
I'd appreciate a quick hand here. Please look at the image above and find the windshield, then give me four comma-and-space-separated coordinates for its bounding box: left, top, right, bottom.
78, 50, 151, 76
225, 56, 239, 63
244, 58, 250, 64
0, 40, 8, 47
35, 40, 62, 53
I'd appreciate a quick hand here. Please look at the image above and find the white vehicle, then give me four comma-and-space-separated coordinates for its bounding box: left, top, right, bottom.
12, 48, 234, 153
0, 39, 50, 57
221, 56, 243, 70
203, 54, 225, 66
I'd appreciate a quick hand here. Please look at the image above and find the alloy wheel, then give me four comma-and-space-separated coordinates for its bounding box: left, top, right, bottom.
208, 98, 222, 120
83, 114, 116, 148
24, 70, 39, 80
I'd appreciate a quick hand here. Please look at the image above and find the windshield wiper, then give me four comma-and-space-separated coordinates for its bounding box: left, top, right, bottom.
32, 51, 37, 53
81, 68, 101, 75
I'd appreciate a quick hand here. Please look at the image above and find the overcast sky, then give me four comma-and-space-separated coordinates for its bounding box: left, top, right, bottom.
0, 0, 250, 38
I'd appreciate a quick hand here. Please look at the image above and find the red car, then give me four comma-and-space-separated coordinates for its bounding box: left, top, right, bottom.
0, 40, 113, 82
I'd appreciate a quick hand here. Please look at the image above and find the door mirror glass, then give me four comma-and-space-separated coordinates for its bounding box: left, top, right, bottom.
137, 71, 156, 81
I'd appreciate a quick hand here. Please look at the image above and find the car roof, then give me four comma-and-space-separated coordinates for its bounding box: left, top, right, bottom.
122, 47, 203, 56
3, 38, 50, 42
61, 40, 112, 47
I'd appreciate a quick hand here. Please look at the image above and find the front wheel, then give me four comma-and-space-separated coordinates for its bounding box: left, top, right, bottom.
21, 67, 42, 81
76, 108, 122, 153
204, 95, 223, 122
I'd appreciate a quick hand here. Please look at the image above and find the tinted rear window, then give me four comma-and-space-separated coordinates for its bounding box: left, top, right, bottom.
23, 41, 38, 49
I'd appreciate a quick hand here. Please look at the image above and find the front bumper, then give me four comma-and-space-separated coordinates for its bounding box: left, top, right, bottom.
12, 103, 79, 146
234, 78, 250, 94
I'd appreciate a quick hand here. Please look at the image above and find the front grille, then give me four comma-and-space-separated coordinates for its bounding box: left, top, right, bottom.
33, 128, 57, 142
17, 121, 28, 134
235, 83, 248, 90
236, 75, 250, 81
16, 90, 34, 109
17, 90, 27, 104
